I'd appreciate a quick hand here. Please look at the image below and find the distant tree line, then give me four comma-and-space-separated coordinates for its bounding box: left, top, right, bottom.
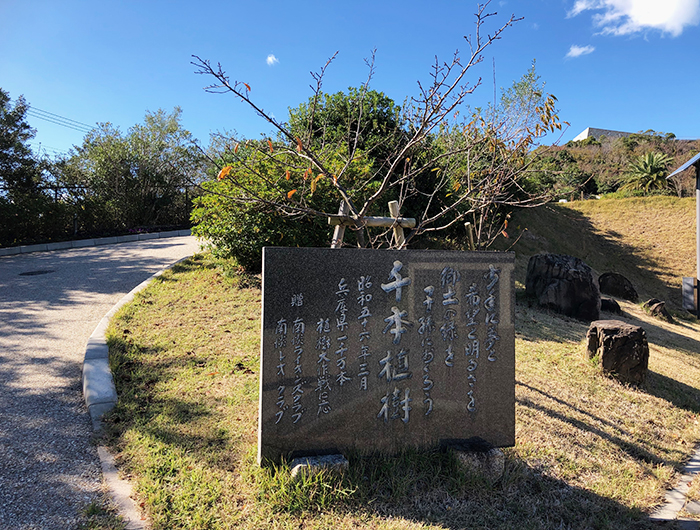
0, 87, 205, 247
526, 130, 700, 200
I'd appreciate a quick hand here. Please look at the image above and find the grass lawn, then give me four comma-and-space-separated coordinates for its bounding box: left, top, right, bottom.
103, 246, 700, 529
495, 196, 697, 310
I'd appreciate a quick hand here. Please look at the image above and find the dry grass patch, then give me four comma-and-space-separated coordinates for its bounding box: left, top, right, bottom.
514, 300, 700, 510
495, 196, 696, 309
102, 253, 700, 529
566, 197, 696, 303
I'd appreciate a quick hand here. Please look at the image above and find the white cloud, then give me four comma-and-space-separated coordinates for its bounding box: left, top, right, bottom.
569, 0, 700, 36
569, 0, 599, 17
266, 54, 279, 66
566, 44, 596, 57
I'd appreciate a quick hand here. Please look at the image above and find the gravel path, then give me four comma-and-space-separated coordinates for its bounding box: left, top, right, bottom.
0, 236, 200, 529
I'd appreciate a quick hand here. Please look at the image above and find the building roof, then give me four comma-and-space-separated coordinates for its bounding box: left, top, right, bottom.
572, 127, 634, 142
668, 152, 700, 178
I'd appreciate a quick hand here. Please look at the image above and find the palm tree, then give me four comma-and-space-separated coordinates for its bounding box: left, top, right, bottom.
620, 152, 673, 192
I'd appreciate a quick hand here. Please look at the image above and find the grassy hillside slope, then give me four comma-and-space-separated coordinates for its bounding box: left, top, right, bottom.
101, 197, 700, 529
494, 196, 697, 310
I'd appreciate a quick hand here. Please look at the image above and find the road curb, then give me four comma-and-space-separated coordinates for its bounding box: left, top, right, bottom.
650, 446, 700, 528
81, 253, 193, 430
97, 446, 147, 530
0, 229, 192, 257
81, 251, 194, 530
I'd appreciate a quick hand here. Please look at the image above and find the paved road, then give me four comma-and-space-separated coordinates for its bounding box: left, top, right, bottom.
0, 236, 200, 529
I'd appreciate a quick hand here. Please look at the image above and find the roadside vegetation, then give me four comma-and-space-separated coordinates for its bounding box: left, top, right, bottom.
77, 498, 126, 530
5, 2, 700, 526
0, 89, 204, 247
530, 131, 700, 199
102, 197, 700, 528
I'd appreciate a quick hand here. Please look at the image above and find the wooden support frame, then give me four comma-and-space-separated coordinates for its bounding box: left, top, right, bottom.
330, 202, 348, 249
328, 200, 416, 249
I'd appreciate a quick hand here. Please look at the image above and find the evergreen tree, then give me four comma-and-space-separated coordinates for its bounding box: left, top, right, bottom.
0, 88, 64, 246
0, 88, 41, 198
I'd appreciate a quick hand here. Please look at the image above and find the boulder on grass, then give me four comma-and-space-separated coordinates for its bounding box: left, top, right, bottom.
642, 298, 675, 324
601, 297, 622, 315
599, 272, 639, 302
526, 253, 600, 321
585, 320, 649, 385
453, 448, 505, 484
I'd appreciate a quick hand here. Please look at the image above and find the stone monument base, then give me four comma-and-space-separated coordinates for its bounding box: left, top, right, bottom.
453, 448, 505, 483
290, 454, 349, 482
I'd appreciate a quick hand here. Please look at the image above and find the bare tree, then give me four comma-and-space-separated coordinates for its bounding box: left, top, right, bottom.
191, 2, 563, 251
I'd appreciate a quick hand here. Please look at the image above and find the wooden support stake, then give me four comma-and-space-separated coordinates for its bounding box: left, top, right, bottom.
328, 201, 414, 249
330, 201, 348, 248
465, 222, 476, 251
388, 200, 405, 249
328, 216, 416, 228
355, 223, 367, 248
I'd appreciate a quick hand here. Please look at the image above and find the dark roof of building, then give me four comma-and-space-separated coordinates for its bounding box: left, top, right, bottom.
669, 152, 700, 178
573, 127, 633, 141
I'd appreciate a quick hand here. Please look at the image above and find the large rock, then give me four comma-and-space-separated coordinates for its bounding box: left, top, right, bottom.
453, 448, 505, 484
585, 320, 649, 385
526, 253, 601, 321
642, 298, 675, 323
601, 297, 622, 315
598, 272, 638, 302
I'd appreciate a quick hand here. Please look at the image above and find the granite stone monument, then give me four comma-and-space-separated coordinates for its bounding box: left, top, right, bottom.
258, 247, 515, 464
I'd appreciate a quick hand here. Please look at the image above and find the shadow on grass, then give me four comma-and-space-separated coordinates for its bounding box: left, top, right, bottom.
646, 371, 700, 414
497, 204, 683, 310
144, 254, 214, 284
154, 255, 262, 289
102, 270, 684, 529
516, 381, 668, 465
105, 332, 251, 472
517, 299, 700, 417
515, 296, 591, 344
105, 339, 681, 529
168, 254, 215, 275
258, 449, 670, 530
516, 276, 700, 356
641, 318, 700, 358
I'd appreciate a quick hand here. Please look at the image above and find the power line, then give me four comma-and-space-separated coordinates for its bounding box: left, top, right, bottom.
27, 110, 93, 133
29, 142, 70, 156
27, 106, 94, 129
26, 106, 95, 134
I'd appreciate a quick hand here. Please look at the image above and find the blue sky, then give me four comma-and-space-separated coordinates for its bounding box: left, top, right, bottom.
2, 0, 700, 158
